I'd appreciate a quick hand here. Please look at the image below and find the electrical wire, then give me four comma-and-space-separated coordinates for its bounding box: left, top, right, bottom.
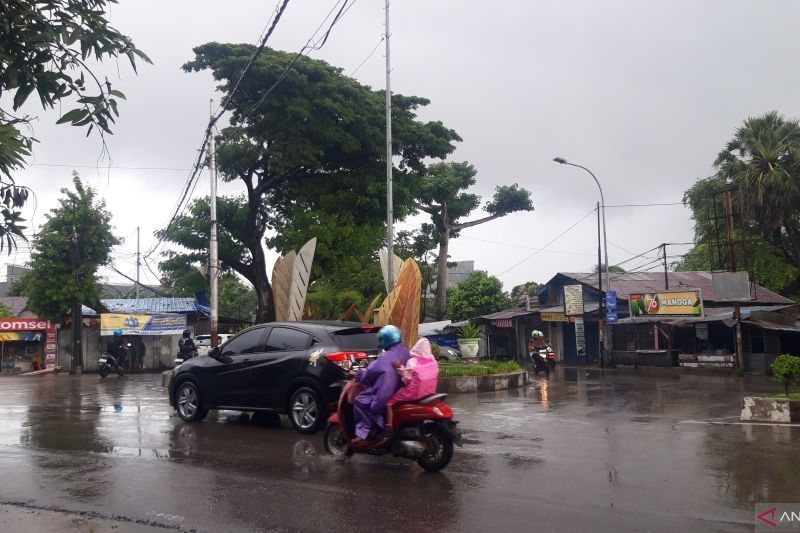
604, 202, 684, 208
350, 35, 384, 77
460, 235, 597, 257
31, 163, 190, 172
497, 207, 597, 277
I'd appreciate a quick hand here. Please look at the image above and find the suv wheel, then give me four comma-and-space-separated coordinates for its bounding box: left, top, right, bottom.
175, 381, 209, 422
288, 387, 324, 434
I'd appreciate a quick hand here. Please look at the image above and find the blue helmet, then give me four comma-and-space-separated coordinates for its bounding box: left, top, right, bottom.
113, 329, 123, 337
378, 325, 402, 349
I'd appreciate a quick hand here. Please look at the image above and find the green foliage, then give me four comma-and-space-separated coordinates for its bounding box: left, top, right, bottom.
218, 273, 257, 321
430, 343, 442, 359
416, 161, 533, 318
305, 283, 369, 319
592, 264, 625, 274
22, 173, 120, 321
448, 271, 512, 321
771, 354, 800, 397
681, 111, 800, 296
171, 44, 461, 322
0, 1, 149, 249
0, 302, 14, 318
438, 360, 520, 377
457, 322, 480, 338
510, 281, 541, 300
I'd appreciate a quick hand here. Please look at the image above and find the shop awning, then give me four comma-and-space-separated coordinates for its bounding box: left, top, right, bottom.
745, 318, 800, 333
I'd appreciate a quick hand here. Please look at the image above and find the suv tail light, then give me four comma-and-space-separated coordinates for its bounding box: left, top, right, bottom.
324, 351, 369, 371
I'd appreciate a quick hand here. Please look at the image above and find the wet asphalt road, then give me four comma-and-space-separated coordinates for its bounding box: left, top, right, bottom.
0, 369, 798, 532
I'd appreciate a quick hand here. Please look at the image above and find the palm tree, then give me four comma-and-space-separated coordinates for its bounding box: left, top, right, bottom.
714, 111, 800, 232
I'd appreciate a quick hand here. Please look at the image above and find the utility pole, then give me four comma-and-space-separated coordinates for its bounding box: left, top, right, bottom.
384, 0, 394, 291
596, 202, 604, 368
661, 243, 669, 290
722, 189, 745, 370
136, 226, 141, 300
70, 215, 82, 375
209, 101, 219, 348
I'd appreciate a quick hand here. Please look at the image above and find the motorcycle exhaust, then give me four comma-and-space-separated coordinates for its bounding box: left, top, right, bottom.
392, 439, 427, 458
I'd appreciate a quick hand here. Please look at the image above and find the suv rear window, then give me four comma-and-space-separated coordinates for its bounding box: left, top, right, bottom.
332, 328, 380, 351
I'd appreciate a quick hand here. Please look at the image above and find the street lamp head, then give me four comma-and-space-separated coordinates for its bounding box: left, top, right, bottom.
553, 157, 567, 164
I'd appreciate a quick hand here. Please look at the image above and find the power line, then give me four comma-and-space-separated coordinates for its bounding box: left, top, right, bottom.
109, 264, 171, 298
460, 235, 596, 257
350, 35, 384, 77
497, 207, 596, 277
31, 163, 191, 172
604, 202, 684, 208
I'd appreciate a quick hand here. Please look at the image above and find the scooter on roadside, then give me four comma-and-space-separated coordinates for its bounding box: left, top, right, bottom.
546, 346, 556, 369
324, 379, 462, 472
99, 347, 129, 378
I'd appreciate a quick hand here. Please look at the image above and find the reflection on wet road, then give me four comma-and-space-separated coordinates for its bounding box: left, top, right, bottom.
0, 369, 797, 532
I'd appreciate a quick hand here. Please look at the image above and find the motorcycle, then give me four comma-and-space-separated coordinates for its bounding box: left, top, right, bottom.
529, 347, 549, 375
546, 347, 556, 369
99, 348, 128, 378
174, 349, 198, 367
324, 380, 462, 472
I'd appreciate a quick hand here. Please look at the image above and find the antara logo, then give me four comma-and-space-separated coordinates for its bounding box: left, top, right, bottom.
759, 508, 777, 528
757, 506, 800, 528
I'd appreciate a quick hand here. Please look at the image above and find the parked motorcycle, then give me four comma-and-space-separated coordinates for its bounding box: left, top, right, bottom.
99, 351, 127, 378
324, 380, 461, 472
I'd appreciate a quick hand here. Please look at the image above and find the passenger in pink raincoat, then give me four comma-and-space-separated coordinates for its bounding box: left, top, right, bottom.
385, 337, 439, 429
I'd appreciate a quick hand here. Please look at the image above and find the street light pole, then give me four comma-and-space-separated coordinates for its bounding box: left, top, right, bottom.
554, 157, 610, 364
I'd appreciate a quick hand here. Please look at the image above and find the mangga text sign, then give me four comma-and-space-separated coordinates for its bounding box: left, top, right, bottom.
629, 290, 703, 317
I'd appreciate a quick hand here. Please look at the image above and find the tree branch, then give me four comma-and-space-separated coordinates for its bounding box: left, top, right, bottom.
452, 213, 503, 231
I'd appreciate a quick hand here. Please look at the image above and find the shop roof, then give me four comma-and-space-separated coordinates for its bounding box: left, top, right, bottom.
481, 308, 537, 320
100, 297, 200, 314
615, 304, 797, 326
555, 272, 794, 305
746, 318, 800, 333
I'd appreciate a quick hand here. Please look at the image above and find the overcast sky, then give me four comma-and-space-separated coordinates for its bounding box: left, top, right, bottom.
8, 0, 800, 292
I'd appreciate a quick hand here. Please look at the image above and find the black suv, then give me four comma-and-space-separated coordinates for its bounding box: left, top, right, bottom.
168, 321, 380, 433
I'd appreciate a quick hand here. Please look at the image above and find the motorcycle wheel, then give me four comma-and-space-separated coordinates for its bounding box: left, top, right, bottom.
417, 423, 454, 472
99, 365, 109, 378
323, 423, 352, 457
116, 366, 125, 376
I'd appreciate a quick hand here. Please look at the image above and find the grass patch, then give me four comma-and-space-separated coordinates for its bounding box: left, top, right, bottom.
438, 359, 521, 377
765, 392, 800, 400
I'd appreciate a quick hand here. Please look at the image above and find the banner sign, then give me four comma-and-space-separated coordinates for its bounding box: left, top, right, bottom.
564, 285, 584, 316
541, 312, 568, 322
574, 317, 586, 357
606, 290, 618, 324
629, 290, 703, 317
101, 313, 187, 336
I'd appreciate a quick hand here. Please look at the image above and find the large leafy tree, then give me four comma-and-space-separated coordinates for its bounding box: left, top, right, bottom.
510, 281, 541, 300
20, 174, 119, 321
448, 271, 512, 321
416, 161, 533, 319
0, 0, 149, 248
680, 111, 800, 296
170, 44, 460, 322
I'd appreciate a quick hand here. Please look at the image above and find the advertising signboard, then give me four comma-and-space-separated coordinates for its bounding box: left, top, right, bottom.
101, 313, 187, 336
541, 312, 568, 322
575, 317, 586, 356
606, 290, 618, 324
564, 285, 584, 316
628, 290, 703, 317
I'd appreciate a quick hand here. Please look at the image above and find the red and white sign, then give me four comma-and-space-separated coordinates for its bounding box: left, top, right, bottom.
0, 318, 58, 369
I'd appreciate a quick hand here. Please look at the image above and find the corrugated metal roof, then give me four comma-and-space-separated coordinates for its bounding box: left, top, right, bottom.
100, 297, 198, 314
557, 272, 794, 305
481, 308, 537, 320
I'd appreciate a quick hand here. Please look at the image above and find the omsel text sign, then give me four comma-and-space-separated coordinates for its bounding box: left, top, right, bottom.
629, 290, 703, 317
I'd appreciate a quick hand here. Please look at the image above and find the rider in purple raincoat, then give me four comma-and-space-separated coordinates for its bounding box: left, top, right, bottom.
352, 325, 410, 441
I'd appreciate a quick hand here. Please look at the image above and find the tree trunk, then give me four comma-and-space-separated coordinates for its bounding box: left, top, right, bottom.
248, 236, 274, 324
435, 230, 450, 320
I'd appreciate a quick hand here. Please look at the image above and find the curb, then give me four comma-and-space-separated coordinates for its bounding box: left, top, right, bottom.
436, 370, 529, 394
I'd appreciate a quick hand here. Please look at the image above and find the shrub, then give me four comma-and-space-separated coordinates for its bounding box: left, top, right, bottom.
430, 343, 442, 359
438, 360, 521, 377
457, 322, 480, 338
771, 354, 800, 397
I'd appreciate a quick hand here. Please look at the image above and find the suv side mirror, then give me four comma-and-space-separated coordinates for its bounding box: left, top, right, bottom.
209, 346, 220, 358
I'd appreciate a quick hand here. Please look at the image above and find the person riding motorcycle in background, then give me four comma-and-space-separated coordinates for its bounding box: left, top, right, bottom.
351, 325, 410, 443
107, 329, 129, 368
178, 329, 197, 359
